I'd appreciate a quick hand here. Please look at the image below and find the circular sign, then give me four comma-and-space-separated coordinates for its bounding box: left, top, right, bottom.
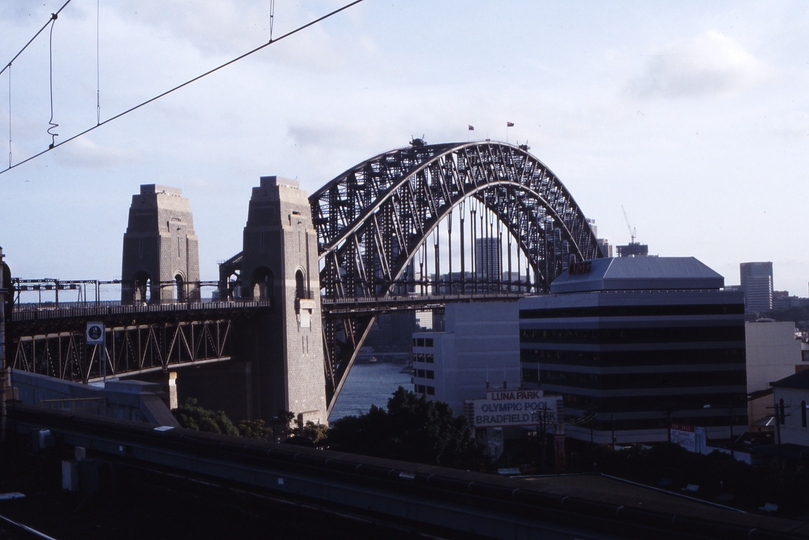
88, 325, 102, 341
86, 322, 105, 344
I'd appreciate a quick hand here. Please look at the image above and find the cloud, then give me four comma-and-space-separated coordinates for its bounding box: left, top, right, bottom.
629, 30, 766, 99
56, 136, 142, 168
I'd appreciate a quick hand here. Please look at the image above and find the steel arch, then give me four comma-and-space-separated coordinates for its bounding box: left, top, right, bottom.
310, 140, 601, 407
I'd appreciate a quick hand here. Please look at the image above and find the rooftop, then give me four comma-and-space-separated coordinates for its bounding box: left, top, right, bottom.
550, 257, 725, 294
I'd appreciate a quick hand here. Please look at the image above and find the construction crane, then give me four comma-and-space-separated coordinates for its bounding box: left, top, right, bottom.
622, 205, 637, 244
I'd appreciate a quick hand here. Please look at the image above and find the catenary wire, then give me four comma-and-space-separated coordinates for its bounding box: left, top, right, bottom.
0, 0, 364, 177
97, 0, 101, 125
47, 13, 59, 148
0, 0, 73, 78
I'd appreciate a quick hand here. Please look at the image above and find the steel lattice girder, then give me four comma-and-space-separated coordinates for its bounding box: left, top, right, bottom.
310, 141, 602, 406
12, 319, 233, 384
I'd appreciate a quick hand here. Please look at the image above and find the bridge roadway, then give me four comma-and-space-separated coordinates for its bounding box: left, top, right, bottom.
7, 405, 808, 540
8, 293, 525, 384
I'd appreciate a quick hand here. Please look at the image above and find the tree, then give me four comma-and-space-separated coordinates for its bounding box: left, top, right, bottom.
285, 421, 329, 448
328, 387, 481, 468
172, 398, 239, 436
237, 419, 273, 440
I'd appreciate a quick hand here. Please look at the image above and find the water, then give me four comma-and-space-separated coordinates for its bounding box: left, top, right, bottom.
329, 362, 413, 422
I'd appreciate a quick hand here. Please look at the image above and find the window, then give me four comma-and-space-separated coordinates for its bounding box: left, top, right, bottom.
425, 338, 433, 347
425, 354, 434, 364
780, 399, 786, 425
426, 386, 435, 395
417, 385, 426, 394
417, 369, 425, 378
426, 370, 434, 379
417, 338, 424, 347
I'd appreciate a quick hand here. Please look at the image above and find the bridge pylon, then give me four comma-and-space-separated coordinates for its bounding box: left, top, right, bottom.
121, 185, 200, 304
237, 176, 328, 425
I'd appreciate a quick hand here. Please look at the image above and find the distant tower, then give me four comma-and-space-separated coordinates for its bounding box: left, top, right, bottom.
121, 185, 200, 304
740, 262, 773, 313
475, 237, 502, 287
239, 176, 328, 425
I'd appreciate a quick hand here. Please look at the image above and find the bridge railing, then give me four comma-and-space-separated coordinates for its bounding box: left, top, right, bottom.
11, 299, 271, 321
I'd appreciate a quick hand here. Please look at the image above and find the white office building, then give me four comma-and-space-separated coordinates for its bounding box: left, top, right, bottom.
411, 302, 520, 415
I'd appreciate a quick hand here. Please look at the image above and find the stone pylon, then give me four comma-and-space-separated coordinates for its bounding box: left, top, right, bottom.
121, 185, 200, 304
239, 176, 328, 425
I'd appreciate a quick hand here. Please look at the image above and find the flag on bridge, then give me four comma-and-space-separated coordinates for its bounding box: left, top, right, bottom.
507, 121, 515, 127
468, 125, 475, 131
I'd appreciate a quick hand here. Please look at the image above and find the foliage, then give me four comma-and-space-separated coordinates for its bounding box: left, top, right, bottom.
328, 386, 482, 468
285, 421, 330, 448
172, 398, 239, 436
237, 419, 273, 440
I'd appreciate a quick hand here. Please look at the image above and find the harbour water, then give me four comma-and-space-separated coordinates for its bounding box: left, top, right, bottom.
329, 362, 413, 422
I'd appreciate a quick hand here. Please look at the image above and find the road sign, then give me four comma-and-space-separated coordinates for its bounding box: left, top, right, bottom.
86, 322, 105, 344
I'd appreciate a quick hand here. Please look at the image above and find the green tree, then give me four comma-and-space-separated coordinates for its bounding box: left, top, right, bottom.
328, 387, 481, 467
172, 398, 239, 436
237, 419, 273, 440
285, 421, 329, 448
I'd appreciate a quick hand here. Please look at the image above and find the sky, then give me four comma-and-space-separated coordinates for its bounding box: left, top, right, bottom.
1, 1, 807, 296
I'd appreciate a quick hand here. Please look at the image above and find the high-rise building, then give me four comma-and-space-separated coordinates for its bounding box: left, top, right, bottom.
475, 237, 502, 286
740, 262, 773, 313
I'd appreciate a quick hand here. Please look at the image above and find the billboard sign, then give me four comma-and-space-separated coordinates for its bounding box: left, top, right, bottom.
670, 423, 707, 453
471, 389, 559, 428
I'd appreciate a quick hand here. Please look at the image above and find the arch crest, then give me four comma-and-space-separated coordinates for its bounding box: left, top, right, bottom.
310, 140, 601, 300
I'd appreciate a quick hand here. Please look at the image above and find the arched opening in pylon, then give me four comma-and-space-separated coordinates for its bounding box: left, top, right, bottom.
133, 271, 151, 304
251, 267, 274, 301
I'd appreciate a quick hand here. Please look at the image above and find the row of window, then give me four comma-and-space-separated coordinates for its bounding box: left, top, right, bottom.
520, 325, 744, 344
413, 337, 434, 347
520, 347, 745, 366
777, 398, 809, 428
582, 414, 745, 432
559, 392, 746, 412
415, 384, 435, 395
519, 303, 744, 320
413, 353, 435, 364
414, 369, 435, 379
533, 368, 746, 389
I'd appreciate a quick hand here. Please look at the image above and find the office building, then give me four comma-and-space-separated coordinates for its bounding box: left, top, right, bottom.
475, 237, 502, 287
411, 302, 520, 415
740, 262, 773, 313
519, 257, 747, 445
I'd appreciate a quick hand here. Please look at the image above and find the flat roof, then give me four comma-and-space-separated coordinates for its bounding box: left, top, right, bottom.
551, 257, 724, 294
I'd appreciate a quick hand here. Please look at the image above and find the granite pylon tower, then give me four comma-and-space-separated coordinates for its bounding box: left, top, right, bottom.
121, 185, 200, 304
239, 176, 328, 425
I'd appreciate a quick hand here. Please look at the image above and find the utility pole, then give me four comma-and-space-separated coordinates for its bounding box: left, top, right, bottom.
1, 246, 8, 442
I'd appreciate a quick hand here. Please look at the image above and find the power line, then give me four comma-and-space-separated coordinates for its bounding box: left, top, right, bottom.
1, 0, 364, 177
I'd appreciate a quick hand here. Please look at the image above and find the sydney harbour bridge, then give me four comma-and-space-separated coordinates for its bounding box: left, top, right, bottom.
6, 140, 602, 415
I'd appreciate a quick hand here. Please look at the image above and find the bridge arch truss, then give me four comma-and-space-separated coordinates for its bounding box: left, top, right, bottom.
311, 141, 602, 406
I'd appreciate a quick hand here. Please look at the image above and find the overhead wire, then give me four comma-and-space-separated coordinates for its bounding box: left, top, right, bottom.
6, 65, 11, 168
0, 0, 73, 78
47, 13, 59, 148
96, 0, 101, 125
1, 0, 364, 177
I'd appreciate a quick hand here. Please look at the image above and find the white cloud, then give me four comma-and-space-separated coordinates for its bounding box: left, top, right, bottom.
630, 30, 766, 99
56, 136, 143, 168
